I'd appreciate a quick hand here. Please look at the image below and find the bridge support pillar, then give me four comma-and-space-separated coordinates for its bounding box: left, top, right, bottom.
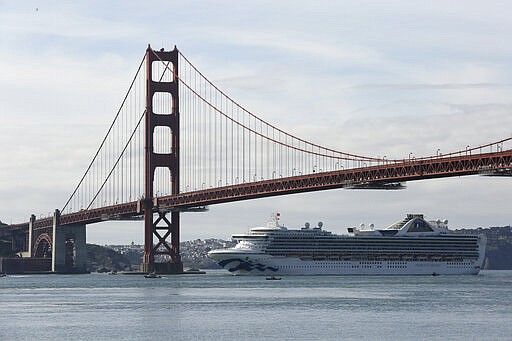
52, 210, 87, 273
141, 207, 183, 274
28, 214, 35, 257
141, 45, 183, 274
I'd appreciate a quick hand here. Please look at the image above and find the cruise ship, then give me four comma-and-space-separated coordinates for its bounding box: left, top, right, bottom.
208, 213, 486, 276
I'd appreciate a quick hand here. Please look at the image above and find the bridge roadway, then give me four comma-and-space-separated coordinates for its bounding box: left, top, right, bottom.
6, 149, 512, 231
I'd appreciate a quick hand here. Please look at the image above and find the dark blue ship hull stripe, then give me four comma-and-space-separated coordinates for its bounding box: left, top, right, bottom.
218, 258, 278, 272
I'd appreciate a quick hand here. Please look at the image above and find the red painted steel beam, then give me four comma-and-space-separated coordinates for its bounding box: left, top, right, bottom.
157, 150, 512, 209
10, 202, 140, 231
6, 222, 29, 230
4, 150, 511, 230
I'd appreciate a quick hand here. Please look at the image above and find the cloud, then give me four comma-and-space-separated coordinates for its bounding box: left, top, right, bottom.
0, 3, 146, 42
211, 28, 384, 65
349, 83, 511, 90
1, 2, 512, 244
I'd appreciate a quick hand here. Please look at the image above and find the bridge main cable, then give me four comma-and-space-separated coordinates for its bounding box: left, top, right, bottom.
62, 54, 147, 214
163, 49, 385, 163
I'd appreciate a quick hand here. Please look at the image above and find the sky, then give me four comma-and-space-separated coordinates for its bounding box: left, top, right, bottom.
1, 1, 511, 245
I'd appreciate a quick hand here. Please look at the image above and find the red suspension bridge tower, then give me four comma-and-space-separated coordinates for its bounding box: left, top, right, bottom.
142, 45, 182, 273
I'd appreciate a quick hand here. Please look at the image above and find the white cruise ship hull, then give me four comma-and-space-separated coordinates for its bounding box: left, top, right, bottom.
210, 252, 482, 276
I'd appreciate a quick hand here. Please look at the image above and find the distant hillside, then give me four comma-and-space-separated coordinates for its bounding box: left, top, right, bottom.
466, 226, 512, 270
86, 244, 133, 272
0, 239, 16, 258
0, 222, 15, 258
180, 238, 236, 269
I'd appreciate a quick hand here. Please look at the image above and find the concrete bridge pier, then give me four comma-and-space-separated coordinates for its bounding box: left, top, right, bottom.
28, 214, 35, 257
52, 210, 87, 273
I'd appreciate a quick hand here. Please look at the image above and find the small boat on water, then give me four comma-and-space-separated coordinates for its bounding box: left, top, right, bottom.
184, 268, 206, 274
266, 276, 281, 280
0, 273, 6, 277
144, 272, 162, 278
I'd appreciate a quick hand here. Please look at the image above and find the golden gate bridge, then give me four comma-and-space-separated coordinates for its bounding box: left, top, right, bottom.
2, 45, 511, 274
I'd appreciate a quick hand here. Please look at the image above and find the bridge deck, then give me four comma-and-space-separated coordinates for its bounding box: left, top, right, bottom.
7, 149, 510, 230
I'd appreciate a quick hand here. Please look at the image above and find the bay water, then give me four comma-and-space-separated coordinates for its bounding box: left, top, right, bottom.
1, 270, 511, 340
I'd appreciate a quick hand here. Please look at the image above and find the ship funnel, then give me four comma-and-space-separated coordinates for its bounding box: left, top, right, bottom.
305, 222, 310, 229
318, 221, 323, 228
